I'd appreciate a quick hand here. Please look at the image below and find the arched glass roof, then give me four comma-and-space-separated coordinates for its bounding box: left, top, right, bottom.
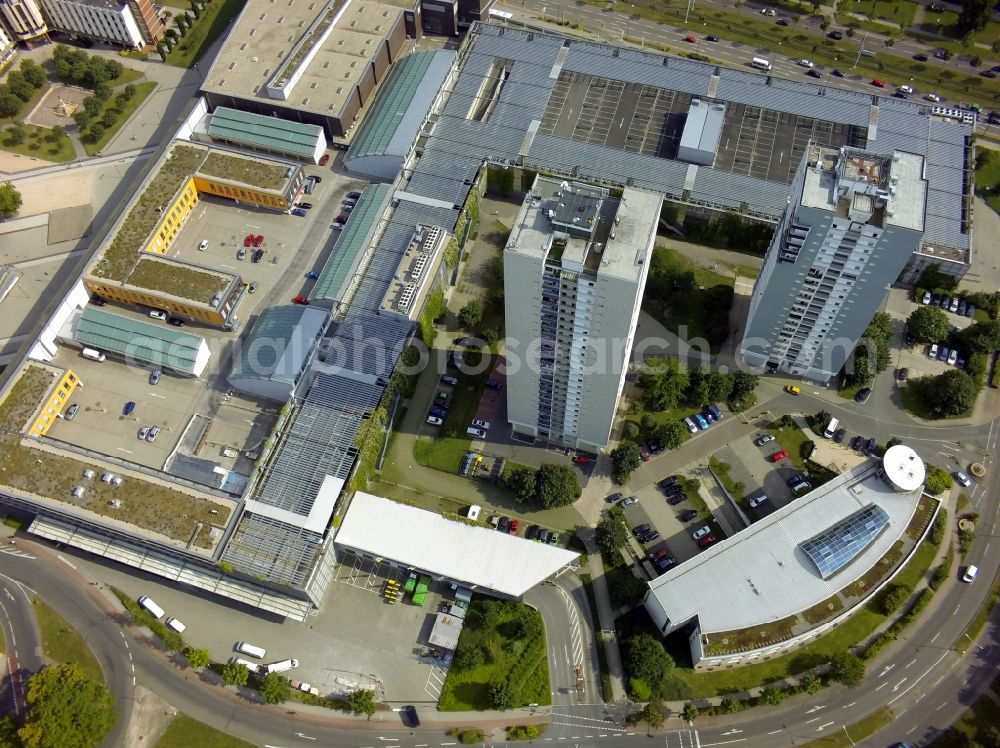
799, 504, 890, 579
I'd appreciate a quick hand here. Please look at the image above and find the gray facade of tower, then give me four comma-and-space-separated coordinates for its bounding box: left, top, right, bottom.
740, 143, 926, 382
504, 177, 660, 451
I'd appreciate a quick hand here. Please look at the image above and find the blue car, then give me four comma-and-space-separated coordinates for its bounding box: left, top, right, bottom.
123, 401, 136, 416
429, 406, 447, 418
305, 271, 319, 279
291, 208, 307, 217
694, 414, 709, 430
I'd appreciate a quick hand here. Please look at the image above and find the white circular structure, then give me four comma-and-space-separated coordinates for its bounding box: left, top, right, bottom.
881, 444, 926, 493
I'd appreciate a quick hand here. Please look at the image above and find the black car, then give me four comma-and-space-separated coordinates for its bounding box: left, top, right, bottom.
634, 523, 651, 536
606, 492, 623, 503
913, 53, 929, 61
807, 69, 822, 78
538, 529, 550, 543
850, 435, 865, 451
638, 529, 660, 543
827, 30, 843, 40
297, 202, 313, 209
648, 438, 664, 454
904, 331, 915, 346
663, 483, 683, 497
855, 387, 872, 403
526, 525, 539, 540
433, 397, 449, 409
831, 69, 845, 77
251, 248, 264, 263
402, 705, 420, 727
498, 516, 509, 533
309, 175, 323, 183
897, 367, 909, 381
659, 475, 678, 488
667, 492, 687, 505
679, 509, 698, 522
706, 34, 719, 41
167, 317, 184, 327
655, 555, 677, 572
966, 304, 976, 318
347, 191, 362, 200
776, 17, 789, 25
90, 296, 106, 306
833, 427, 847, 444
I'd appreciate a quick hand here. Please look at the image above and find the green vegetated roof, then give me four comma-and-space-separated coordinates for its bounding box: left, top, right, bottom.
127, 256, 230, 304
76, 307, 205, 374
229, 304, 327, 383
91, 145, 207, 283
207, 107, 322, 158
0, 365, 55, 432
349, 51, 436, 158
309, 184, 392, 303
198, 151, 291, 191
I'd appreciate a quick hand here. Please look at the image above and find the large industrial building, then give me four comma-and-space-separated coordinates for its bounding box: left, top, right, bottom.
504, 175, 659, 450
739, 143, 927, 382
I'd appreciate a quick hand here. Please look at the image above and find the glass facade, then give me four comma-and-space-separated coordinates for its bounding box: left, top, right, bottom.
799, 503, 890, 579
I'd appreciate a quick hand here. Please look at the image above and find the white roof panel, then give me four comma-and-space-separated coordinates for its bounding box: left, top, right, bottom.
335, 492, 578, 597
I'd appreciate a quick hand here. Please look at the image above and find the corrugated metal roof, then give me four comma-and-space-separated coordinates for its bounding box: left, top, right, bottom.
348, 51, 455, 160
310, 184, 393, 304
229, 305, 327, 385
322, 310, 412, 378
206, 107, 323, 158
75, 308, 205, 374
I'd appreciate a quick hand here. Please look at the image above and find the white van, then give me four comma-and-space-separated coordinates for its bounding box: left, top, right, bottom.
963, 565, 979, 583
263, 658, 299, 674
234, 641, 266, 659
82, 347, 106, 362
228, 657, 261, 673
823, 417, 839, 439
138, 596, 165, 619
751, 56, 773, 71
467, 504, 481, 521
165, 617, 186, 633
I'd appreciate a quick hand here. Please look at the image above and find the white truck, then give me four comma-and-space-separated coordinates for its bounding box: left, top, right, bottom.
81, 347, 106, 362
263, 658, 299, 674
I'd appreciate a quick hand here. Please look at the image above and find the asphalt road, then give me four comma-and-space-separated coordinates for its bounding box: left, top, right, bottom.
0, 547, 43, 718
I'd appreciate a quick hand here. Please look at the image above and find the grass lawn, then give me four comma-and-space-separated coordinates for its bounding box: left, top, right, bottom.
797, 706, 894, 747
766, 419, 811, 470
413, 353, 492, 473
81, 80, 157, 156
0, 83, 50, 126
0, 124, 75, 163
165, 0, 248, 68
975, 150, 1000, 194
32, 597, 104, 683
837, 381, 866, 401
156, 714, 254, 748
843, 0, 918, 27
930, 696, 1000, 747
439, 598, 551, 710
114, 67, 145, 86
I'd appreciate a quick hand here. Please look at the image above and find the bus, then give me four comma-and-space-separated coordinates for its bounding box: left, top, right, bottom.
751, 57, 773, 71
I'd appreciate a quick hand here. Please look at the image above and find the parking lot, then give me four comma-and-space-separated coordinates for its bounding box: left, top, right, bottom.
714, 432, 800, 512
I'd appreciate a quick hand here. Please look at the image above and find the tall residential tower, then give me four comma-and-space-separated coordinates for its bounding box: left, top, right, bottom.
739, 143, 926, 383
503, 176, 659, 451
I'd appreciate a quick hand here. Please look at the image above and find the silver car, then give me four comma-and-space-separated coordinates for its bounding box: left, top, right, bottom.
146, 425, 160, 443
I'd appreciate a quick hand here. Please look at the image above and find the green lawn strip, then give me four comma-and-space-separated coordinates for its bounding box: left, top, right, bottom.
0, 124, 74, 163
0, 83, 51, 126
766, 420, 810, 470
975, 150, 1000, 192
796, 706, 894, 747
702, 614, 797, 657
114, 68, 145, 86
439, 599, 550, 710
578, 573, 613, 702
836, 381, 865, 401
82, 80, 157, 156
708, 455, 746, 500
727, 262, 760, 279
801, 594, 845, 625
929, 695, 1000, 747
155, 714, 255, 748
675, 529, 939, 696
842, 0, 918, 27
32, 597, 104, 683
579, 0, 1000, 105
413, 354, 492, 473
166, 0, 248, 68
110, 586, 185, 651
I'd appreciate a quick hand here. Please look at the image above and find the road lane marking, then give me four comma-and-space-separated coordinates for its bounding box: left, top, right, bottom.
905, 658, 917, 669
930, 632, 940, 643
816, 722, 834, 731
57, 555, 76, 570
893, 678, 908, 691
805, 718, 820, 724
889, 651, 951, 705
806, 705, 826, 713
843, 702, 855, 709
876, 682, 888, 690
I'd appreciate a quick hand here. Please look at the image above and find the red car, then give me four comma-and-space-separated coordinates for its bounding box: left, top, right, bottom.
769, 450, 789, 462
253, 234, 265, 247
335, 214, 348, 224
243, 233, 254, 247
684, 34, 696, 42
871, 79, 886, 88
509, 519, 519, 535
572, 455, 590, 464
319, 154, 330, 166
292, 295, 309, 305
697, 534, 718, 548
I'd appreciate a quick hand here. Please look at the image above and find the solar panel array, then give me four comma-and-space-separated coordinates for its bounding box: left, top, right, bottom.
799, 503, 890, 579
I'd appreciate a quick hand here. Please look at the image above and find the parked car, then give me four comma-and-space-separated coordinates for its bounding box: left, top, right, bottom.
146, 425, 160, 443
237, 247, 247, 260
548, 532, 559, 546
168, 317, 184, 326
755, 434, 774, 446
697, 534, 718, 548
526, 525, 539, 540
149, 369, 162, 385
948, 349, 958, 366
899, 84, 914, 94
291, 208, 307, 217
958, 300, 967, 316
606, 492, 623, 504
346, 191, 362, 200
949, 297, 960, 313
634, 523, 651, 536
806, 69, 822, 78
486, 379, 504, 390
855, 387, 872, 403
694, 414, 709, 430
440, 375, 458, 386
248, 282, 258, 294
921, 291, 932, 304
508, 519, 519, 535
429, 406, 447, 418
834, 427, 847, 444
683, 417, 698, 433
897, 367, 909, 381
433, 397, 449, 409
938, 345, 950, 362
198, 239, 209, 251
667, 492, 687, 505
776, 17, 789, 25
498, 516, 509, 533
706, 34, 719, 41
426, 416, 443, 426
659, 475, 678, 488
850, 435, 865, 451
149, 309, 167, 320
621, 496, 638, 507
319, 154, 330, 166
538, 529, 550, 543
871, 79, 886, 88
684, 34, 697, 42
308, 175, 322, 183
749, 494, 768, 508
123, 401, 136, 416
679, 509, 698, 522
471, 419, 490, 430
638, 529, 660, 543
251, 249, 264, 263
467, 427, 487, 439
831, 68, 845, 77
770, 450, 789, 462
253, 234, 265, 247
928, 343, 939, 359
692, 525, 712, 540
965, 304, 976, 318
137, 426, 149, 440
292, 295, 309, 305
335, 214, 348, 223
572, 455, 590, 464
244, 234, 254, 247
954, 471, 972, 487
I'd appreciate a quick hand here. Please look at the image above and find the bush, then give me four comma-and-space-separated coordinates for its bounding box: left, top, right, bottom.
489, 677, 517, 711
452, 730, 486, 744
829, 651, 865, 687
800, 440, 815, 460
879, 583, 910, 615
758, 686, 786, 705
507, 725, 540, 740
259, 672, 292, 704
622, 422, 640, 440
924, 466, 953, 496
222, 661, 249, 686
682, 702, 699, 722
453, 645, 485, 671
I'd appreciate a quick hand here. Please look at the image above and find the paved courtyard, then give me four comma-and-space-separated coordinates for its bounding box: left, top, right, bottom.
25, 84, 90, 129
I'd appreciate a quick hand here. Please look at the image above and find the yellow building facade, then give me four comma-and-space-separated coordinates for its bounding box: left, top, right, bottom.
29, 369, 81, 437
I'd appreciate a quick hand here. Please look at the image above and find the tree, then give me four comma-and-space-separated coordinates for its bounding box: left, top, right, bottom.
958, 0, 991, 33
801, 674, 822, 694
501, 464, 537, 504
184, 647, 210, 669
0, 90, 21, 117
611, 441, 642, 484
681, 702, 699, 722
259, 672, 291, 704
906, 306, 949, 344
458, 299, 482, 329
813, 410, 832, 433
728, 371, 758, 409
879, 584, 910, 615
221, 661, 249, 686
49, 125, 65, 141
480, 327, 498, 346
924, 465, 953, 495
348, 689, 377, 720
20, 59, 48, 88
622, 422, 640, 440
596, 516, 628, 555
638, 357, 689, 411
87, 123, 105, 143
641, 700, 665, 730
124, 83, 137, 99
535, 463, 581, 508
922, 369, 979, 417
102, 108, 120, 128
759, 686, 785, 705
829, 651, 865, 688
18, 663, 117, 748
959, 320, 1000, 353
623, 634, 675, 698
73, 110, 90, 128
0, 182, 22, 219
6, 125, 25, 145
657, 420, 687, 450
489, 677, 517, 710
640, 414, 656, 434
917, 263, 958, 293
6, 71, 34, 101
83, 96, 101, 117
453, 644, 485, 671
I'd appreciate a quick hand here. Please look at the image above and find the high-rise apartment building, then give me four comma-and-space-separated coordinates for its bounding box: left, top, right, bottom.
0, 0, 47, 45
504, 176, 660, 451
0, 21, 15, 63
740, 143, 926, 382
